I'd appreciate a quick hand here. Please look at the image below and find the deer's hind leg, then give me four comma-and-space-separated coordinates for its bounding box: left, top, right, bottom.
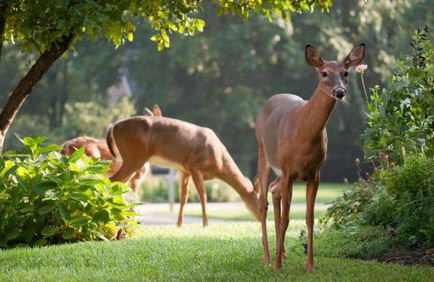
270, 177, 288, 260
273, 174, 293, 271
258, 143, 272, 265
109, 137, 151, 184
190, 171, 208, 227
177, 172, 191, 227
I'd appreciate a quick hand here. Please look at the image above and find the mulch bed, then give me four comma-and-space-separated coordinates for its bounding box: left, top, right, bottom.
379, 247, 434, 267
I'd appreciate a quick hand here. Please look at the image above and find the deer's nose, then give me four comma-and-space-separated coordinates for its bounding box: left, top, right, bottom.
333, 87, 346, 99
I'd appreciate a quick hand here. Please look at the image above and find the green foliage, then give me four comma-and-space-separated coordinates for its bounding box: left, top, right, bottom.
323, 157, 434, 247
58, 97, 136, 140
316, 225, 392, 260
2, 0, 331, 52
372, 157, 434, 245
8, 97, 136, 148
320, 177, 380, 229
0, 136, 138, 248
363, 25, 434, 164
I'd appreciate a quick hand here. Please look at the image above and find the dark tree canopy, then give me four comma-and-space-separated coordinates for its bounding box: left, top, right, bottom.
0, 0, 332, 152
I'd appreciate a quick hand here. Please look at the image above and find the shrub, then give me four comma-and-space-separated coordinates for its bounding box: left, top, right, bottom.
322, 157, 434, 247
320, 176, 380, 229
316, 225, 392, 260
363, 25, 434, 164
377, 157, 434, 245
0, 136, 138, 248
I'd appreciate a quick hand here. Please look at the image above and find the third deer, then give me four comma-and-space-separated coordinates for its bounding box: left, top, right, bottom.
255, 43, 366, 272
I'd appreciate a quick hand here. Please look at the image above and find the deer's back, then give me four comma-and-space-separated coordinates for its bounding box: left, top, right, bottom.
113, 116, 227, 173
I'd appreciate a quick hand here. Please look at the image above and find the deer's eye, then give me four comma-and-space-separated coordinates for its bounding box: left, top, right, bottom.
321, 71, 328, 77
343, 71, 349, 77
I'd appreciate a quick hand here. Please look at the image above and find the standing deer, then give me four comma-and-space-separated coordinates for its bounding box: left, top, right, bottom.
255, 43, 366, 271
61, 105, 162, 191
106, 116, 261, 227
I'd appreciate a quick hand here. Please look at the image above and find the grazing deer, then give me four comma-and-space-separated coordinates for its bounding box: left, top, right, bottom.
106, 116, 261, 227
61, 105, 162, 191
255, 43, 366, 271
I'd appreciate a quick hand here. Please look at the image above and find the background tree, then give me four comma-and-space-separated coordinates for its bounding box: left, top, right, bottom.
1, 0, 432, 181
0, 0, 331, 152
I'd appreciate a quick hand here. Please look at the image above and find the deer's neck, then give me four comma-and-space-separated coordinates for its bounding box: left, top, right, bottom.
218, 154, 254, 197
298, 85, 337, 138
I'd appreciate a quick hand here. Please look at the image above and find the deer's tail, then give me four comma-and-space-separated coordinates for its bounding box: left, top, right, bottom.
106, 124, 118, 158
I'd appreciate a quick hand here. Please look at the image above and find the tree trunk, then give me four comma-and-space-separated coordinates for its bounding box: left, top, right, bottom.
58, 61, 69, 126
0, 34, 74, 153
0, 1, 7, 63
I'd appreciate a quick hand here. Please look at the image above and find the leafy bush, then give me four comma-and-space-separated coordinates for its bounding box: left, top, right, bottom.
316, 225, 392, 260
363, 25, 434, 164
320, 176, 380, 229
372, 157, 434, 245
323, 157, 434, 248
0, 136, 138, 248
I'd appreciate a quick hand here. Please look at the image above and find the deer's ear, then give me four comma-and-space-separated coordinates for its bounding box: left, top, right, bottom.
305, 45, 324, 67
344, 43, 366, 68
143, 108, 153, 116
152, 105, 162, 117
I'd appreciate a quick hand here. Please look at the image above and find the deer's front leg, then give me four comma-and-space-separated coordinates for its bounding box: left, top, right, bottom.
177, 173, 190, 227
190, 171, 208, 227
305, 175, 319, 272
273, 174, 292, 271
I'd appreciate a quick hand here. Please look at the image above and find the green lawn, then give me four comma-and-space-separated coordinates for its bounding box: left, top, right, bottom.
289, 182, 347, 203
180, 207, 327, 221
1, 222, 432, 281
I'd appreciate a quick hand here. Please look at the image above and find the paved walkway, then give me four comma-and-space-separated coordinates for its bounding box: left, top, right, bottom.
135, 202, 328, 225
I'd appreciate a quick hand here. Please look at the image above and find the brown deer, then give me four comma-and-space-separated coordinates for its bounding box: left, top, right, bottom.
106, 115, 261, 227
61, 105, 163, 191
255, 43, 366, 271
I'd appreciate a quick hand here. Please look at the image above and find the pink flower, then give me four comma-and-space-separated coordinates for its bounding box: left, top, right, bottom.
355, 64, 368, 73
388, 227, 397, 237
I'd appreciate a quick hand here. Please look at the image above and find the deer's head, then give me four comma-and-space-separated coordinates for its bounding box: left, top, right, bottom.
305, 43, 366, 100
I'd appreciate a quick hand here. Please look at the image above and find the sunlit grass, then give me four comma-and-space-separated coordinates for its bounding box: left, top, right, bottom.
0, 222, 432, 281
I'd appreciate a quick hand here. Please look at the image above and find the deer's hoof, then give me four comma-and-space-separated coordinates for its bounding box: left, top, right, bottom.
272, 263, 282, 272
263, 256, 271, 266
306, 264, 315, 273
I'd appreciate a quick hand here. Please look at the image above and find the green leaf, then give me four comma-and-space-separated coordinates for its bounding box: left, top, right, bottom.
38, 203, 56, 215
36, 144, 63, 155
70, 216, 90, 227
93, 209, 110, 223
56, 203, 70, 220
62, 230, 74, 240
68, 147, 85, 162
68, 193, 90, 202
42, 226, 60, 238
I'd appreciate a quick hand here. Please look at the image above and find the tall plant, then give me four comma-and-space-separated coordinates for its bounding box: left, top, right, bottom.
363, 25, 434, 164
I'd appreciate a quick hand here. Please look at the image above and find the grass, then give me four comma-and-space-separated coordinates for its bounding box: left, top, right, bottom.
289, 183, 347, 203
180, 207, 327, 221
0, 222, 432, 281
